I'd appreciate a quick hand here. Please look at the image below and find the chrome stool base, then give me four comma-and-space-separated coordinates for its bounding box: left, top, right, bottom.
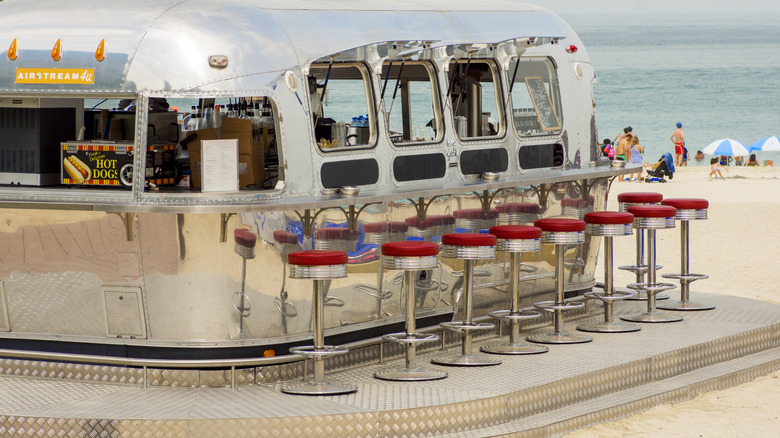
282, 381, 358, 396
480, 342, 549, 355
481, 309, 548, 355
431, 354, 502, 367
656, 300, 716, 311
620, 312, 683, 323
577, 321, 641, 333
374, 368, 448, 382
526, 332, 592, 344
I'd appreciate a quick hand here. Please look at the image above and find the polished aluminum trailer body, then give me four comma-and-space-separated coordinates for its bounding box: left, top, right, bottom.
0, 0, 621, 359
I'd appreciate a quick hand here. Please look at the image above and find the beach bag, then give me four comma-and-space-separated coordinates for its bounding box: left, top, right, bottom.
603, 144, 614, 159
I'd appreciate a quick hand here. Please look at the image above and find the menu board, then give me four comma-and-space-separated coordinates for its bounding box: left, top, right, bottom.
525, 77, 561, 131
201, 139, 239, 192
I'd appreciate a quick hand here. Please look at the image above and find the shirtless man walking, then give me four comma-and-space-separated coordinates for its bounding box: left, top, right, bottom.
670, 122, 684, 167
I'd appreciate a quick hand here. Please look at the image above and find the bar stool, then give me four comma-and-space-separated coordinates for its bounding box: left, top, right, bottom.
375, 241, 447, 381
620, 205, 682, 323
577, 212, 640, 333
432, 233, 501, 366
273, 230, 300, 335
283, 250, 357, 396
617, 192, 668, 301
363, 221, 409, 245
454, 208, 499, 232
480, 225, 548, 355
657, 198, 715, 311
314, 227, 360, 252
496, 202, 541, 225
527, 218, 592, 344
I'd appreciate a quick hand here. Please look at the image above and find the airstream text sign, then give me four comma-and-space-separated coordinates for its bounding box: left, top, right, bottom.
15, 68, 94, 84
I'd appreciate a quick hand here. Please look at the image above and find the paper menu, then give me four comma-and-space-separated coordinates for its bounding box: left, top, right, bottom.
201, 139, 239, 192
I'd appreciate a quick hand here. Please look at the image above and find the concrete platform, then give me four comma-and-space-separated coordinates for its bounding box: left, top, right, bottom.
1, 292, 779, 437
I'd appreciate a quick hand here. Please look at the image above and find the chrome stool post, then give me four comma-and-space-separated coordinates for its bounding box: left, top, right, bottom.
621, 206, 682, 323
374, 241, 447, 381
282, 250, 357, 396
617, 192, 669, 301
480, 225, 548, 355
658, 198, 715, 311
577, 212, 641, 333
432, 233, 501, 367
527, 218, 592, 344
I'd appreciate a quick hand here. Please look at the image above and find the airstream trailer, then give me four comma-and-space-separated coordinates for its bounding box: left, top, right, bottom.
0, 0, 624, 365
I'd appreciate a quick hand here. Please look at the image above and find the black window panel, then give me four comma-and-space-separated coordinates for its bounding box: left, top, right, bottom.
459, 148, 509, 175
393, 154, 446, 182
321, 159, 379, 188
518, 143, 564, 169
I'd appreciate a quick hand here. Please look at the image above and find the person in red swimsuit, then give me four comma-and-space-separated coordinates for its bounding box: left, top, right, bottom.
670, 122, 684, 167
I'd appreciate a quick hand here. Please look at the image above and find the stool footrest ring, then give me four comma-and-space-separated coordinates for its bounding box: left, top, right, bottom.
440, 321, 494, 333
627, 282, 677, 293
618, 264, 662, 274
289, 345, 349, 358
533, 300, 585, 312
383, 332, 440, 345
661, 273, 709, 282
488, 309, 542, 321
584, 291, 635, 302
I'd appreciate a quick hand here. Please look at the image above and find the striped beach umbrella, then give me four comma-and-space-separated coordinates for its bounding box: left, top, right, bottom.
749, 136, 780, 152
701, 138, 750, 157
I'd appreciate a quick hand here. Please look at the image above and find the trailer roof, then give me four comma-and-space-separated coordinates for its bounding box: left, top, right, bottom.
0, 0, 573, 93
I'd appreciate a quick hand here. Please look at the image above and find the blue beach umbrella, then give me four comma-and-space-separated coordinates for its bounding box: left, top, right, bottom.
701, 138, 750, 157
749, 136, 780, 152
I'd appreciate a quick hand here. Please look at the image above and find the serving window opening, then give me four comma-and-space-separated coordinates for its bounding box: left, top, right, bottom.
447, 60, 504, 140
381, 61, 442, 145
308, 63, 376, 151
509, 57, 563, 137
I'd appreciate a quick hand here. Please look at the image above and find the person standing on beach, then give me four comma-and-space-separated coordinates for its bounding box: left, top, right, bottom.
629, 135, 644, 182
670, 122, 685, 167
614, 133, 631, 181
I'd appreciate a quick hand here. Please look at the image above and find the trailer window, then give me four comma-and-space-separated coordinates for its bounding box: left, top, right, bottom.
509, 58, 563, 137
447, 60, 504, 140
381, 61, 442, 145
308, 63, 376, 151
167, 96, 283, 191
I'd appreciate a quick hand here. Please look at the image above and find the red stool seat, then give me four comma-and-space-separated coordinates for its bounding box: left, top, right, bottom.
584, 211, 634, 225
235, 229, 257, 247
454, 209, 499, 220
382, 241, 439, 257
489, 225, 542, 240
442, 233, 497, 247
534, 218, 586, 233
496, 203, 541, 214
661, 198, 708, 210
627, 205, 676, 218
427, 215, 456, 225
273, 230, 299, 245
363, 221, 409, 233
315, 227, 360, 240
561, 198, 587, 208
288, 250, 348, 266
617, 192, 663, 204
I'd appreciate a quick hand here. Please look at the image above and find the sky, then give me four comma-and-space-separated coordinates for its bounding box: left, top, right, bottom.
532, 0, 780, 15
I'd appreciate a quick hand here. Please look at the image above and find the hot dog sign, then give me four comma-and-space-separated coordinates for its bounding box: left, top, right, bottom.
62, 142, 177, 188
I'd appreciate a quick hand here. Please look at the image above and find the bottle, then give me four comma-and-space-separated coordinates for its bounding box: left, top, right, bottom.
186, 106, 199, 131
203, 104, 213, 128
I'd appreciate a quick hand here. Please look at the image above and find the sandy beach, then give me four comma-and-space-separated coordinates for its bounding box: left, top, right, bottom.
565, 164, 780, 437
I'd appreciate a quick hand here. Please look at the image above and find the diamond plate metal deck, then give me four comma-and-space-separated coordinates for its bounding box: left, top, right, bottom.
0, 293, 779, 437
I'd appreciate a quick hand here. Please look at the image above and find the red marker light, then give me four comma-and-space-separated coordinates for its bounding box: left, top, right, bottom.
566, 45, 578, 54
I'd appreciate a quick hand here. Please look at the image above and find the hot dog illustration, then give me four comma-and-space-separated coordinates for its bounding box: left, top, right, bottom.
63, 156, 91, 183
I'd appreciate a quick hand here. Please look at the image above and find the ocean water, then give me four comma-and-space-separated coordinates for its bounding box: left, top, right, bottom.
563, 12, 780, 166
